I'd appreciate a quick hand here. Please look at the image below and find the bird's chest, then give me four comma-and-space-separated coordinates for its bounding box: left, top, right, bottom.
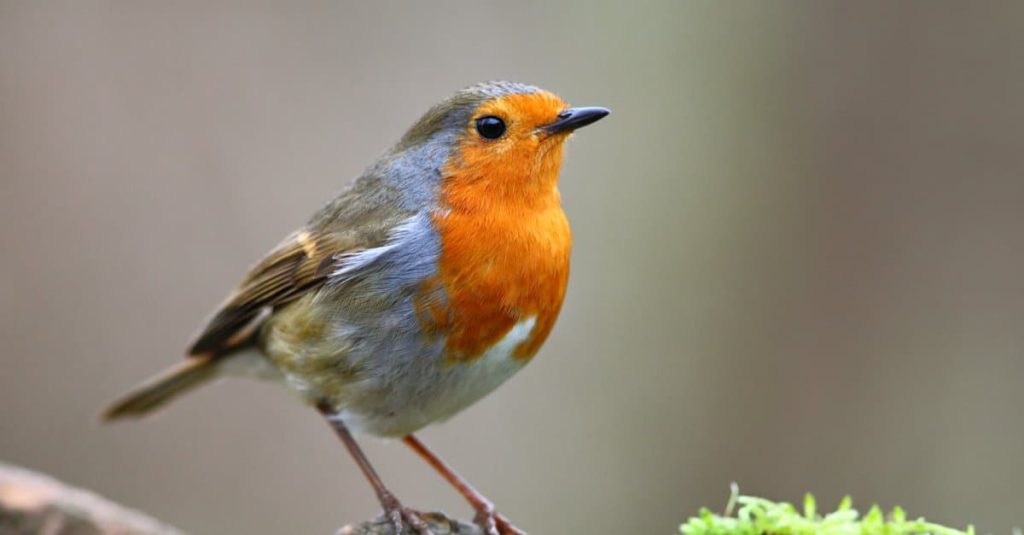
423, 206, 572, 363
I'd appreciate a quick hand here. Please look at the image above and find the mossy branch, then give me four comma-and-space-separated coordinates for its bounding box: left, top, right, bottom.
681, 484, 976, 535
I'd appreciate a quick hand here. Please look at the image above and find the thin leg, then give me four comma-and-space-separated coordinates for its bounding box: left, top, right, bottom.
402, 434, 525, 535
316, 403, 434, 535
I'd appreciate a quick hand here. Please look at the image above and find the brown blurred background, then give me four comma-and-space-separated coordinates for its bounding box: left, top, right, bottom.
2, 2, 1023, 534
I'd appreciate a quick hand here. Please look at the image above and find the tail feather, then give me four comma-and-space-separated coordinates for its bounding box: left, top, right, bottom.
102, 357, 218, 421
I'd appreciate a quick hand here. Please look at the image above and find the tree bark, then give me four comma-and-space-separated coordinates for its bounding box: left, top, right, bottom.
336, 512, 482, 535
0, 461, 482, 535
0, 462, 185, 535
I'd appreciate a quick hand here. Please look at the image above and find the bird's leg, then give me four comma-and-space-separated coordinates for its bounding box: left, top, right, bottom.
402, 434, 525, 535
316, 403, 434, 535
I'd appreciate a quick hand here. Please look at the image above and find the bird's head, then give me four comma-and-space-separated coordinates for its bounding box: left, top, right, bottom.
394, 81, 609, 212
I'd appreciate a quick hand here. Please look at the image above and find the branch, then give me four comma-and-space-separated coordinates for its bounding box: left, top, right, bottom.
337, 512, 483, 534
0, 461, 185, 535
0, 461, 483, 535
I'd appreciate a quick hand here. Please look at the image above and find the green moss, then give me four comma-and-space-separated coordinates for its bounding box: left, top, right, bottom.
680, 485, 974, 535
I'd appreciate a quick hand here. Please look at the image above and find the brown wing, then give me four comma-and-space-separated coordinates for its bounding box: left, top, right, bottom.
187, 229, 355, 356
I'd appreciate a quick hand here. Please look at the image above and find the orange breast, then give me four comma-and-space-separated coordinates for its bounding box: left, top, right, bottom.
419, 120, 573, 363
426, 203, 570, 363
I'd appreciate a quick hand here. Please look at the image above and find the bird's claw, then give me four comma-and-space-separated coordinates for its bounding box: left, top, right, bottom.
380, 493, 434, 535
474, 507, 525, 535
474, 507, 499, 535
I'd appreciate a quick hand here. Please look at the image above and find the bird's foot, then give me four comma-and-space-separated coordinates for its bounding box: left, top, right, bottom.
380, 492, 435, 535
473, 504, 525, 535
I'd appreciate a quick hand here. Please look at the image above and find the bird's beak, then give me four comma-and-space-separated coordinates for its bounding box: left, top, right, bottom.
541, 107, 610, 135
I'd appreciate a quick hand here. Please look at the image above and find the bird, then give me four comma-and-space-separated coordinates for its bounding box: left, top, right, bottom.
103, 80, 609, 535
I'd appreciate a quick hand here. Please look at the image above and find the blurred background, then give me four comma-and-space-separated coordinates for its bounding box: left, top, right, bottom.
2, 1, 1023, 534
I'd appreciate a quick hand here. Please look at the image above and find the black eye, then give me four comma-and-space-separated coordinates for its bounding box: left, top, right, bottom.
475, 116, 506, 139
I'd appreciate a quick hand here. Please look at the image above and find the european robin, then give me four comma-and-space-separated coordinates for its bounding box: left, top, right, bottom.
104, 81, 609, 535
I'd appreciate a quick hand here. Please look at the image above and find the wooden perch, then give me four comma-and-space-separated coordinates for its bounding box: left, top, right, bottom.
0, 461, 185, 535
0, 460, 483, 535
337, 512, 483, 534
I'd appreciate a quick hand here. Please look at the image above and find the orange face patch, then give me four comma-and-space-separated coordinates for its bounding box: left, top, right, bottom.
439, 91, 573, 210
424, 90, 575, 363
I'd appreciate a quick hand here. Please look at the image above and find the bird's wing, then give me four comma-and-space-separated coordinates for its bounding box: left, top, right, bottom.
186, 229, 367, 357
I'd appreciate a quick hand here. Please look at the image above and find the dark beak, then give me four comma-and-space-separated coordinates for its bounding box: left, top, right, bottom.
542, 106, 610, 135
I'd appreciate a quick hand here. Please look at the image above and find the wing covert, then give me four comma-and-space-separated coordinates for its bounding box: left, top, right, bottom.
187, 230, 350, 356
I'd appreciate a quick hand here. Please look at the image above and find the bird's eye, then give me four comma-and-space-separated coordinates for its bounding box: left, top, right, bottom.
475, 116, 506, 139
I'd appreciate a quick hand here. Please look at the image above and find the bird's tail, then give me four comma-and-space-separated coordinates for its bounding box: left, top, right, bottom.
102, 357, 218, 421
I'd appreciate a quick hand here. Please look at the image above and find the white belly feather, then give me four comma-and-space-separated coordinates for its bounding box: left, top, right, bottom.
332, 316, 537, 437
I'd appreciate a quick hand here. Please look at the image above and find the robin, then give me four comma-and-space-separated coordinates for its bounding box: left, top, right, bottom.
104, 81, 609, 535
